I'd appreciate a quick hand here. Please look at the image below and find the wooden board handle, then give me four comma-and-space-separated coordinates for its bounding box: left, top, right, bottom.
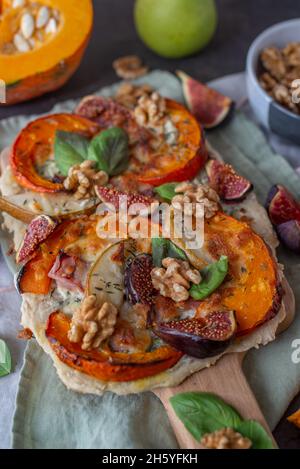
154, 353, 277, 449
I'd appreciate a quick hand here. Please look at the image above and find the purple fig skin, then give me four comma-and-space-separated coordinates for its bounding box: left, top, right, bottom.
16, 215, 57, 264
206, 159, 252, 203
125, 254, 157, 306
277, 220, 300, 254
154, 311, 236, 359
265, 185, 279, 211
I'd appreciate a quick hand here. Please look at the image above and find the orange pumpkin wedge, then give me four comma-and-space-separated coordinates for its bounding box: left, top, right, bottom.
76, 96, 208, 187
10, 113, 100, 193
0, 0, 93, 105
193, 212, 282, 334
135, 99, 207, 186
46, 312, 182, 382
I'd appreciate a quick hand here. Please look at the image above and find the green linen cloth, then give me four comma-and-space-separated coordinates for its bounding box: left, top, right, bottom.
2, 71, 299, 448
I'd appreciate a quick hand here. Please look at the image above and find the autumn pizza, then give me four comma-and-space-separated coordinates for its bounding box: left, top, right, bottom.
0, 78, 294, 395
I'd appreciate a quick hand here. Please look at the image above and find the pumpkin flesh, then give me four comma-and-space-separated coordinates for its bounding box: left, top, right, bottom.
10, 113, 100, 193
0, 0, 93, 104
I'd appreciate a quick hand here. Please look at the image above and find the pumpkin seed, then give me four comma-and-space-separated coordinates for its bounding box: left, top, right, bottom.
13, 33, 30, 52
12, 0, 25, 8
36, 6, 50, 29
20, 13, 35, 39
52, 9, 61, 21
45, 18, 57, 35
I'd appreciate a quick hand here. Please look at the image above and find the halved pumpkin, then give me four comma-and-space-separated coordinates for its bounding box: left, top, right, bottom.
0, 0, 93, 105
10, 113, 99, 192
46, 312, 182, 382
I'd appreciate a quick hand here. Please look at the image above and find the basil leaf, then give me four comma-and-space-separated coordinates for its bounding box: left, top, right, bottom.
54, 131, 89, 176
154, 182, 179, 201
88, 127, 129, 176
152, 238, 187, 267
236, 420, 275, 449
170, 392, 242, 441
189, 255, 228, 300
0, 339, 12, 377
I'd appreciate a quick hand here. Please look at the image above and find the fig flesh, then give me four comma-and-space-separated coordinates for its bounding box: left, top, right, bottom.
16, 215, 57, 264
206, 159, 252, 202
154, 310, 237, 358
125, 254, 157, 306
95, 186, 154, 211
266, 184, 300, 225
177, 71, 233, 129
276, 220, 300, 254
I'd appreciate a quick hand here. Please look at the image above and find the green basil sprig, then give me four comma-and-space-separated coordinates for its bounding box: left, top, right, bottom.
170, 392, 275, 449
152, 238, 187, 267
189, 255, 228, 300
0, 339, 12, 377
154, 182, 179, 201
54, 127, 129, 177
54, 131, 89, 176
88, 127, 129, 176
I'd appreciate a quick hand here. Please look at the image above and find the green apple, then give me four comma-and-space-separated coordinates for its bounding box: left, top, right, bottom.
134, 0, 217, 59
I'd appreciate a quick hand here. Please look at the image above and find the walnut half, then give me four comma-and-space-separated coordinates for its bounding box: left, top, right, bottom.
68, 295, 118, 350
172, 182, 220, 219
63, 160, 108, 200
151, 257, 201, 303
201, 428, 252, 449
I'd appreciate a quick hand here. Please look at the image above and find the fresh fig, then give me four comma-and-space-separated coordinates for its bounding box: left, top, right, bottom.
266, 184, 300, 225
177, 71, 233, 129
276, 220, 300, 254
154, 310, 236, 359
206, 159, 252, 202
16, 215, 57, 264
125, 254, 157, 306
95, 186, 154, 211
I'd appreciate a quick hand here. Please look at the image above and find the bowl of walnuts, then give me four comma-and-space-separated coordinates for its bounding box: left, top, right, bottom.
246, 18, 300, 144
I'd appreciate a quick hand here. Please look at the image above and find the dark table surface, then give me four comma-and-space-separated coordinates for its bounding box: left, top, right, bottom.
1, 0, 299, 449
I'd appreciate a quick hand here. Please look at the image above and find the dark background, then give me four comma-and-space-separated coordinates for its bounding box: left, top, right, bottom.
1, 0, 300, 448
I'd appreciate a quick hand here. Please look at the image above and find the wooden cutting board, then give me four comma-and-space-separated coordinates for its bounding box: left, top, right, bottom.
154, 278, 295, 449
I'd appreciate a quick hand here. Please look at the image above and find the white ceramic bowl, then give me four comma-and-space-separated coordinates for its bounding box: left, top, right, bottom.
246, 18, 300, 144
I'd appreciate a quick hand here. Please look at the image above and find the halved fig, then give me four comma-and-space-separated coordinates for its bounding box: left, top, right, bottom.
206, 159, 253, 202
76, 95, 208, 186
10, 113, 99, 193
95, 186, 154, 211
125, 254, 157, 306
16, 215, 57, 264
277, 220, 300, 254
154, 311, 237, 359
266, 184, 300, 225
86, 242, 125, 308
177, 71, 233, 129
46, 312, 182, 381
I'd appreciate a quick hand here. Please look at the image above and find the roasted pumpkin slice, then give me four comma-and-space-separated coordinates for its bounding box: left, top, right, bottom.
0, 0, 93, 105
10, 113, 99, 193
46, 312, 182, 382
134, 99, 207, 186
176, 212, 282, 334
76, 96, 208, 187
